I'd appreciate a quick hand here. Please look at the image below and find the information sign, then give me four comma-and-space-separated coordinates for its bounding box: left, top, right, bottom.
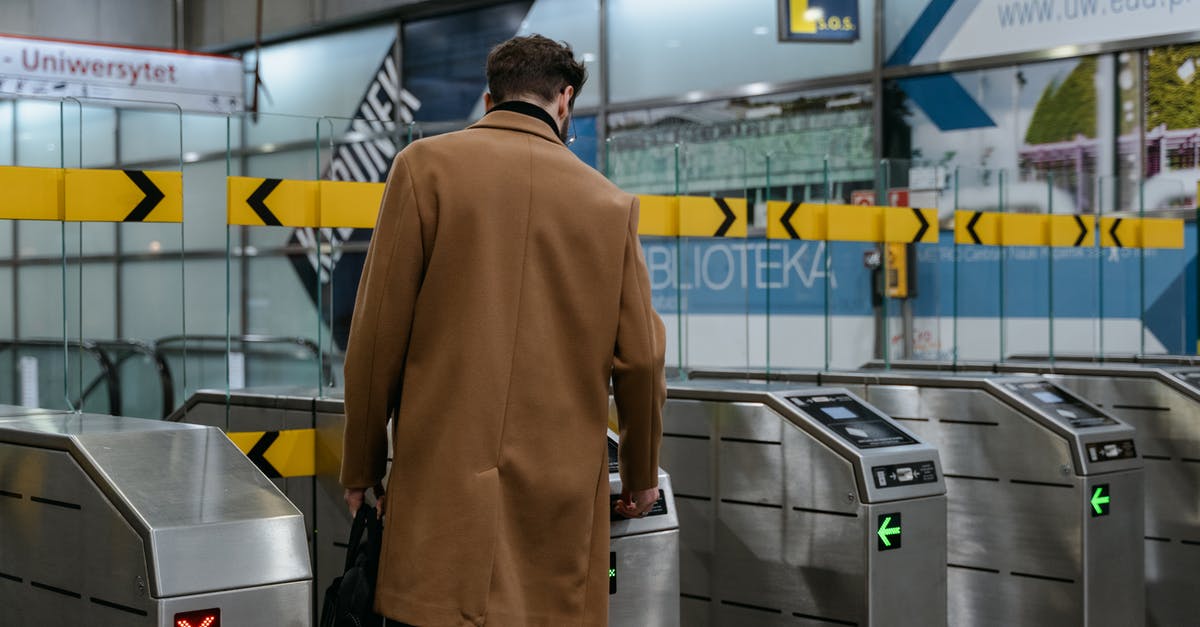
779, 0, 860, 42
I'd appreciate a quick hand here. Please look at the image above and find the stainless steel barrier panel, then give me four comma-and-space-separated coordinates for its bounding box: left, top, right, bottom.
0, 407, 312, 627
655, 379, 947, 627
871, 357, 1198, 626
692, 370, 1144, 627
173, 388, 681, 627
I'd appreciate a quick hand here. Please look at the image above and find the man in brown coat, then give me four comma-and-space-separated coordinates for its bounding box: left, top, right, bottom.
340, 35, 666, 627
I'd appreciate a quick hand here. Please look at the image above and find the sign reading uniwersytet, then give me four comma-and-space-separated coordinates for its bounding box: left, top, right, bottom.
0, 34, 243, 113
779, 0, 861, 42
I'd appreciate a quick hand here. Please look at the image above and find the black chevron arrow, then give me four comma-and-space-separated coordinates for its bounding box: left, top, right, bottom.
911, 208, 930, 243
714, 198, 736, 237
122, 170, 165, 222
781, 202, 801, 240
246, 431, 282, 478
966, 211, 983, 245
247, 178, 284, 226
1073, 215, 1088, 247
1109, 217, 1123, 248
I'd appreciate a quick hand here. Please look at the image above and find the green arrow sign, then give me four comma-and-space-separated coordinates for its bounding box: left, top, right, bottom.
1091, 484, 1111, 517
877, 513, 902, 550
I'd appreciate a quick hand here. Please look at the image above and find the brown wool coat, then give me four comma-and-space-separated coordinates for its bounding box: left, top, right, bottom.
340, 109, 666, 627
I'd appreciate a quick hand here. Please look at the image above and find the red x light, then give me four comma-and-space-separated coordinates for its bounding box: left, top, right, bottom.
175, 608, 220, 627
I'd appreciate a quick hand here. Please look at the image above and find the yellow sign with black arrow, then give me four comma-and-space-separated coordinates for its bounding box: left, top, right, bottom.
0, 166, 181, 222
1050, 214, 1095, 247
767, 201, 827, 240
678, 196, 747, 238
226, 429, 315, 478
955, 210, 1001, 245
65, 169, 182, 222
635, 195, 746, 238
227, 177, 320, 227
958, 210, 1179, 249
770, 202, 936, 243
1100, 216, 1185, 249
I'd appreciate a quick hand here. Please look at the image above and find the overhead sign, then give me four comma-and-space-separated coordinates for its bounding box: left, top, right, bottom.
0, 34, 243, 113
889, 0, 1200, 67
0, 165, 181, 222
769, 202, 936, 243
226, 429, 315, 479
877, 513, 902, 550
779, 0, 861, 42
1090, 484, 1110, 517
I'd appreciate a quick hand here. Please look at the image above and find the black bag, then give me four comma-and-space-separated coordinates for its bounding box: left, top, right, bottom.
320, 504, 384, 627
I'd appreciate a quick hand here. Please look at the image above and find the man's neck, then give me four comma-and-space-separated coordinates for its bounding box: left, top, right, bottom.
489, 100, 561, 141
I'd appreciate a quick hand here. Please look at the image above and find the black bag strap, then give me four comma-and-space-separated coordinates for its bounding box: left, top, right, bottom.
343, 504, 376, 573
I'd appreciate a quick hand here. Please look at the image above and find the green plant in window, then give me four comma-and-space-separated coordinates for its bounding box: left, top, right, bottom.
1146, 44, 1200, 131
1025, 58, 1098, 145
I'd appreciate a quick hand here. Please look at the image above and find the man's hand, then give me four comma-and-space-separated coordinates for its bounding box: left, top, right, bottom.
344, 483, 387, 518
614, 486, 660, 519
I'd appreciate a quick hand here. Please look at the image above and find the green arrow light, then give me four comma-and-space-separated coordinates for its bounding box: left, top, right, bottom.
1091, 486, 1110, 515
878, 516, 901, 547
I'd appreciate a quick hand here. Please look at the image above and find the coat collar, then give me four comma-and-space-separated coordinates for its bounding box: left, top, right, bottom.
469, 108, 564, 146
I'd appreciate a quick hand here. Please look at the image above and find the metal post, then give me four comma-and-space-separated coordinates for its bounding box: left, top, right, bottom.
597, 0, 609, 168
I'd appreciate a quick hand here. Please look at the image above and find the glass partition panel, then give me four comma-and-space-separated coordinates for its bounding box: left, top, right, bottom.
676, 136, 753, 373
80, 100, 184, 418
221, 112, 329, 411
1140, 223, 1191, 357
762, 153, 874, 372
951, 166, 1007, 362
877, 158, 953, 365
605, 129, 683, 377
314, 115, 408, 397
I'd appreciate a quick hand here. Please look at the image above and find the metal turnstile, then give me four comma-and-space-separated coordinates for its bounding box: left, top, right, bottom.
606, 434, 680, 627
653, 379, 947, 626
692, 370, 1145, 627
173, 388, 681, 626
0, 406, 312, 626
869, 357, 1200, 626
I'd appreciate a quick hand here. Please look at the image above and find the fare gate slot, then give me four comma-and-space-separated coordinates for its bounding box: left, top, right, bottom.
650, 380, 947, 627
870, 355, 1199, 627
0, 408, 312, 627
173, 389, 681, 627
690, 370, 1145, 627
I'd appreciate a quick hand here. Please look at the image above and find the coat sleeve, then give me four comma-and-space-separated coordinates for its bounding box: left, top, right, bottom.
340, 152, 427, 490
611, 197, 667, 492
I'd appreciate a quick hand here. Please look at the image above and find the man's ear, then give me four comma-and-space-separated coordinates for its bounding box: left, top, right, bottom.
484, 92, 495, 111
559, 86, 574, 119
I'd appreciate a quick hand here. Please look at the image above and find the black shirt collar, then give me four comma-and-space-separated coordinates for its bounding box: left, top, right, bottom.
489, 100, 561, 141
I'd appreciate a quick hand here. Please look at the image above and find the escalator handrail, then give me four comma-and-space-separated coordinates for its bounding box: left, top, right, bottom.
0, 338, 122, 414
153, 334, 335, 385
90, 339, 176, 419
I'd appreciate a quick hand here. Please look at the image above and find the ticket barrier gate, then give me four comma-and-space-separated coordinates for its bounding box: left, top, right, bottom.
172, 388, 681, 627
652, 379, 947, 626
0, 406, 312, 626
692, 370, 1144, 627
867, 357, 1200, 627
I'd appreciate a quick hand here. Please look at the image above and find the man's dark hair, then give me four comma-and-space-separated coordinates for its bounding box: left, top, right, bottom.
486, 35, 587, 108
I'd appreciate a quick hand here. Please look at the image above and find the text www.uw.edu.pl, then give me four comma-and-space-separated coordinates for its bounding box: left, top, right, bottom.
999, 0, 1193, 28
